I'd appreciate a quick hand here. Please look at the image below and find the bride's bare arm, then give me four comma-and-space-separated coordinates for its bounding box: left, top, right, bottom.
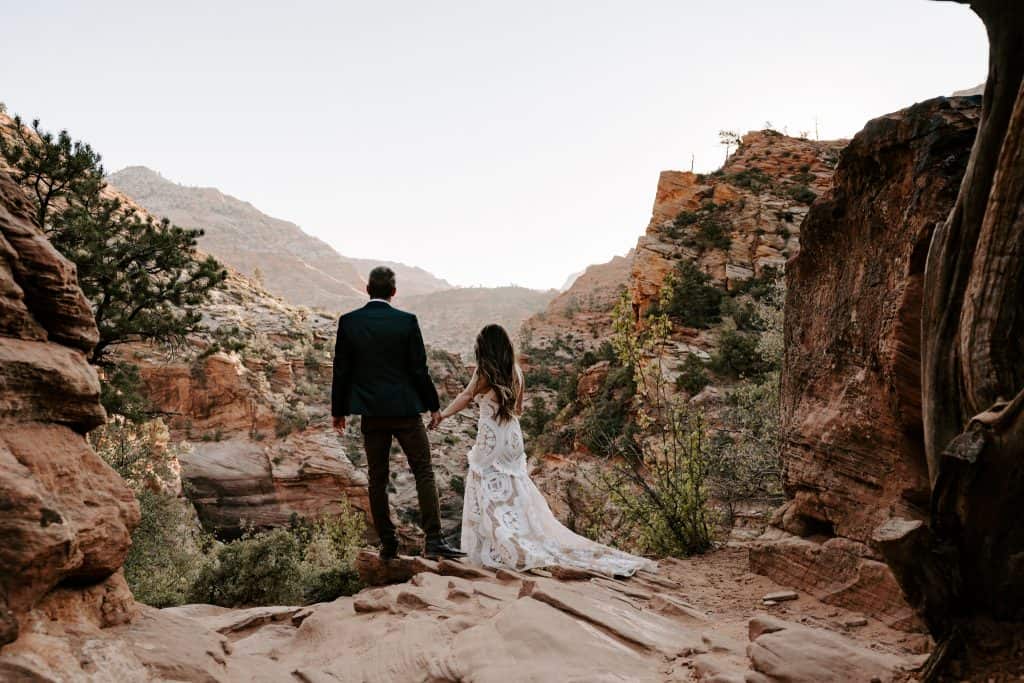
440, 371, 487, 419
514, 365, 524, 415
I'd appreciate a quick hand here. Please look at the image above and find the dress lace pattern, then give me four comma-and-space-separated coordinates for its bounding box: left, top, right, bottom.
461, 392, 656, 577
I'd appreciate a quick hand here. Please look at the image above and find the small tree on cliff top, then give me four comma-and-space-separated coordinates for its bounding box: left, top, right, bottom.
0, 115, 227, 366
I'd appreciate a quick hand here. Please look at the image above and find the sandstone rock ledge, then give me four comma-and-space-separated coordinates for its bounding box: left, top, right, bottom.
753, 95, 982, 630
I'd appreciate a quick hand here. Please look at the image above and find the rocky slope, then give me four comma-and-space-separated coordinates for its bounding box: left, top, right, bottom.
350, 257, 452, 296
107, 167, 554, 357
106, 166, 451, 310
522, 250, 634, 352
520, 130, 844, 540
749, 95, 982, 630
630, 130, 842, 314
400, 285, 557, 356
117, 267, 477, 542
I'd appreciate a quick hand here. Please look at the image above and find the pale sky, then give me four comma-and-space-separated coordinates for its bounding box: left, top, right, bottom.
1, 1, 986, 290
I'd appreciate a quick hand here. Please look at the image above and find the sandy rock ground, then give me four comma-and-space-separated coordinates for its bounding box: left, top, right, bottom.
2, 545, 928, 682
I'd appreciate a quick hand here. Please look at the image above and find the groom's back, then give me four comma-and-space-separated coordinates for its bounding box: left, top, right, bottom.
332, 302, 438, 417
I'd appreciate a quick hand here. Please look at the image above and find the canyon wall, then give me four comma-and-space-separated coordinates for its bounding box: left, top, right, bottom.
750, 95, 982, 630
0, 165, 141, 668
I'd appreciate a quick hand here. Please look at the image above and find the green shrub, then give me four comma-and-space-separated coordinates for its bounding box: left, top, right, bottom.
124, 490, 208, 607
189, 528, 305, 606
578, 364, 636, 457
787, 184, 817, 204
671, 207, 732, 251
188, 507, 365, 608
521, 396, 554, 439
675, 354, 710, 395
295, 513, 365, 604
712, 330, 771, 379
276, 402, 310, 437
590, 409, 714, 557
575, 295, 715, 557
658, 260, 723, 328
449, 475, 465, 496
707, 372, 783, 520
695, 218, 732, 250
726, 167, 772, 191
99, 362, 152, 421
729, 266, 780, 301
722, 298, 762, 332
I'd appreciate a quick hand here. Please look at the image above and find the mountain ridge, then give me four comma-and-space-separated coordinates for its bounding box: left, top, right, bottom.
106, 166, 452, 308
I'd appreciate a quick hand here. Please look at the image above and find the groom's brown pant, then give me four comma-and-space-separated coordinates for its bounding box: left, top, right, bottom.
360, 416, 443, 547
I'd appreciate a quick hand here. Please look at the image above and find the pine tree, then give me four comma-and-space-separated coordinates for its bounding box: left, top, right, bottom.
0, 116, 227, 366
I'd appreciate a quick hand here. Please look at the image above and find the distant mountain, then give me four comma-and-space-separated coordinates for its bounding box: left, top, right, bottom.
560, 270, 584, 292
349, 258, 452, 297
522, 251, 634, 351
952, 84, 984, 96
108, 166, 553, 353
400, 286, 557, 356
107, 166, 451, 311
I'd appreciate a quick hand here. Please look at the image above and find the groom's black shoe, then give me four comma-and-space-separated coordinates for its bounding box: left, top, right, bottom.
423, 539, 465, 560
379, 542, 399, 561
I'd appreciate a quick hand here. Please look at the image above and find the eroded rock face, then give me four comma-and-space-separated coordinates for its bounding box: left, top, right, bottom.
0, 169, 139, 646
630, 131, 844, 316
122, 302, 473, 540
522, 251, 634, 351
750, 96, 982, 628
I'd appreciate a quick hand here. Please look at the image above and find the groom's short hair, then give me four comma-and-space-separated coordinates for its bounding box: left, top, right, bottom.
367, 266, 396, 299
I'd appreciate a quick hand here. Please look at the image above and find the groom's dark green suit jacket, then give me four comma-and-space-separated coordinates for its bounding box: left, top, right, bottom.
331, 300, 440, 417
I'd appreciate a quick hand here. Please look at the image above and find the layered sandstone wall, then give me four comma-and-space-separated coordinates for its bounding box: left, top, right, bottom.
0, 168, 139, 649
750, 96, 982, 629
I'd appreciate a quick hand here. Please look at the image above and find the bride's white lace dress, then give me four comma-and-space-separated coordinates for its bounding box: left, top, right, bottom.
460, 387, 656, 577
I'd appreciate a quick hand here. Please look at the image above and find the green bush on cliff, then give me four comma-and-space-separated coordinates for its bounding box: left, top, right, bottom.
712, 329, 772, 379
578, 364, 636, 457
674, 354, 710, 395
576, 295, 714, 557
655, 260, 723, 328
189, 528, 305, 606
188, 510, 366, 607
125, 489, 210, 608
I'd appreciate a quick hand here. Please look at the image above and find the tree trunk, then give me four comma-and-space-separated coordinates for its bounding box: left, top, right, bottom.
879, 0, 1024, 678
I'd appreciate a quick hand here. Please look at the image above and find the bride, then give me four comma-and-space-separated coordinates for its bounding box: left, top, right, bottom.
434, 324, 655, 577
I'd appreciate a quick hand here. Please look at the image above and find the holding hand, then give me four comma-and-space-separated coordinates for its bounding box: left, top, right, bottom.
428, 411, 444, 430
332, 415, 347, 433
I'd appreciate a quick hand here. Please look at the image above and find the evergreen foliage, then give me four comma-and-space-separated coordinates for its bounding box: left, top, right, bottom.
0, 115, 227, 368
656, 260, 723, 328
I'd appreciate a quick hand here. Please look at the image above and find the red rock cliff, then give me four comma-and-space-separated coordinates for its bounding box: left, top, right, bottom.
750, 96, 982, 629
0, 168, 139, 650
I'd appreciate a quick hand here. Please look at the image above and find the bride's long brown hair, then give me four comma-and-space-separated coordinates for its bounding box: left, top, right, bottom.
474, 324, 518, 423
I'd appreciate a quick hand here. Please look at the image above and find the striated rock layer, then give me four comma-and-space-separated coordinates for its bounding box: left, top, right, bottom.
0, 166, 139, 649
750, 96, 982, 629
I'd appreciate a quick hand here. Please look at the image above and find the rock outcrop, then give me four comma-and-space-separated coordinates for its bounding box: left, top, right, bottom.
631, 131, 843, 316
522, 251, 634, 351
113, 268, 476, 540
0, 165, 139, 650
750, 96, 982, 629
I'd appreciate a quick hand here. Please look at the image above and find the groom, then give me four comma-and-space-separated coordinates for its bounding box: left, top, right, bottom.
331, 266, 464, 561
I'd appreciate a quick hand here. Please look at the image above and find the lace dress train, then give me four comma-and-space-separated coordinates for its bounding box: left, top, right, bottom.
460, 392, 656, 577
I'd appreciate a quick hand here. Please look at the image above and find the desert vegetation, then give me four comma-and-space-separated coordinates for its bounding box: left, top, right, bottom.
527, 262, 785, 559
92, 418, 366, 608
